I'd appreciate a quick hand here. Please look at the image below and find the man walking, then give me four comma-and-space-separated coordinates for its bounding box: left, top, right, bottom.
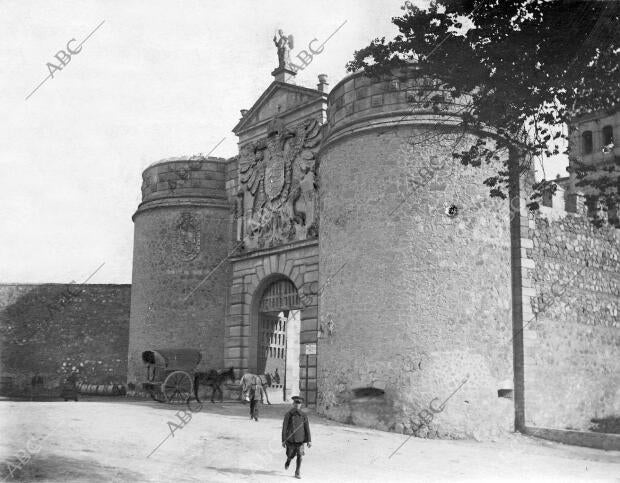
249, 381, 265, 421
282, 396, 311, 479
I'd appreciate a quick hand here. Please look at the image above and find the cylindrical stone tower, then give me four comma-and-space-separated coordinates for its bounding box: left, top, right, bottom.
127, 156, 231, 386
317, 67, 514, 439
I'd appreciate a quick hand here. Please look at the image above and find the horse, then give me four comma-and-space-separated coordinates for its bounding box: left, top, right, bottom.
194, 367, 235, 403
240, 373, 272, 405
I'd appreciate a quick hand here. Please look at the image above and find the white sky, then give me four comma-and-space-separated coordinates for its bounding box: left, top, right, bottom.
0, 0, 565, 284
0, 0, 416, 284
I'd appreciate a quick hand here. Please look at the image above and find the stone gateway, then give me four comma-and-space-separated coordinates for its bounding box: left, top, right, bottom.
127, 34, 620, 441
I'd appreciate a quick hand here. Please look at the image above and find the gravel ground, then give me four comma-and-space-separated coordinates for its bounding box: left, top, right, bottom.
0, 398, 619, 482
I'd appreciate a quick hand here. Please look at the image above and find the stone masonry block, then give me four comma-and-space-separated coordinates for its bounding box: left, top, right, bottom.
269, 255, 278, 275
299, 355, 317, 366
521, 238, 534, 249
226, 347, 243, 359
277, 254, 287, 274
301, 318, 318, 332
284, 259, 295, 277
304, 270, 319, 283
302, 305, 318, 318
300, 331, 317, 344
520, 258, 535, 269
229, 304, 243, 316
256, 264, 265, 281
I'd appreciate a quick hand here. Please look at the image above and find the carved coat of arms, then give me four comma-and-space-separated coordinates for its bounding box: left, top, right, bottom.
238, 118, 322, 249
175, 212, 201, 261
264, 134, 287, 201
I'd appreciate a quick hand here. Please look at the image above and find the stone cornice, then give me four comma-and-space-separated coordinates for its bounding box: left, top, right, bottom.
133, 197, 230, 220
229, 238, 318, 262
233, 81, 326, 135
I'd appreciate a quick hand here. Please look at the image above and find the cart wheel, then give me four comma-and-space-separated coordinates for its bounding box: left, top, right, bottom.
162, 371, 193, 404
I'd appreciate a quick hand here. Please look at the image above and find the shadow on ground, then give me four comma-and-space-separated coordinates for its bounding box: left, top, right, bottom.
0, 454, 143, 482
74, 396, 338, 425
204, 465, 282, 477
590, 416, 620, 434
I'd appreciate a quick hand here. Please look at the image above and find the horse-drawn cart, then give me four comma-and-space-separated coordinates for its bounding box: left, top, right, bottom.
141, 349, 201, 404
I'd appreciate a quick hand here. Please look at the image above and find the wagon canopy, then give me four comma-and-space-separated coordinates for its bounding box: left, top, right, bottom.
141, 349, 202, 372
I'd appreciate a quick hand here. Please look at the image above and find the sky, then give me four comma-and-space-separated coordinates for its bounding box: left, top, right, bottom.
0, 0, 566, 284
0, 0, 417, 284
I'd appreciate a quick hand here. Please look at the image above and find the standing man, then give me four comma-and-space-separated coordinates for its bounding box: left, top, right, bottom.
282, 396, 311, 479
249, 381, 265, 422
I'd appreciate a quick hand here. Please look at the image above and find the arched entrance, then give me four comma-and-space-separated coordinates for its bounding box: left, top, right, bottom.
256, 277, 302, 403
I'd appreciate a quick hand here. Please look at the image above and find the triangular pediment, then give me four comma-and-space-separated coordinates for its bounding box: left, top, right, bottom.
233, 81, 325, 134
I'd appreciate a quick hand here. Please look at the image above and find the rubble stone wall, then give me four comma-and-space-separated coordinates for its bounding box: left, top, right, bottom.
524, 212, 620, 430
0, 284, 130, 395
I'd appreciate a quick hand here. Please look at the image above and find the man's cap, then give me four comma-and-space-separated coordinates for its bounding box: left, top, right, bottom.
292, 396, 304, 403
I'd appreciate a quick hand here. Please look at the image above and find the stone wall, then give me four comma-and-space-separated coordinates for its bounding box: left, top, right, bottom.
523, 210, 620, 430
0, 284, 130, 395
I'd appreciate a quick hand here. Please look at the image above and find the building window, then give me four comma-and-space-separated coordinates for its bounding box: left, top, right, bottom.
602, 125, 614, 147
582, 131, 593, 154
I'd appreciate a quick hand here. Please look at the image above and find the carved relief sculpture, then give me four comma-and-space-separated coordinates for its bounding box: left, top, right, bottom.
175, 212, 201, 261
239, 118, 322, 249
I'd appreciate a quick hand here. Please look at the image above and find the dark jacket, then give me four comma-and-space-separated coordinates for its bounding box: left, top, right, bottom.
250, 383, 265, 402
282, 408, 311, 444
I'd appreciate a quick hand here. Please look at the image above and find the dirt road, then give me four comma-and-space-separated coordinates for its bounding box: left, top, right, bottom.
1, 398, 618, 482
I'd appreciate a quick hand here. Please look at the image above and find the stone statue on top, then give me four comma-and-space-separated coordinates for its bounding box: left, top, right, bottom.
273, 29, 295, 70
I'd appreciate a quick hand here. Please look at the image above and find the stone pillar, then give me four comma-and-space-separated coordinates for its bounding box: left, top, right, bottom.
285, 309, 301, 401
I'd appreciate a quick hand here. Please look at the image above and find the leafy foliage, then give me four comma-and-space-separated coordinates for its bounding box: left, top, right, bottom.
346, 0, 619, 219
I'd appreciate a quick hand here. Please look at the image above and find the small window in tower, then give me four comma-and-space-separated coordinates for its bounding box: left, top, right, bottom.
602, 125, 614, 148
582, 131, 593, 154
352, 387, 385, 398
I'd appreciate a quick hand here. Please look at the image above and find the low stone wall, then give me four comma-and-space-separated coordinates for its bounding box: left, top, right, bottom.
0, 284, 130, 396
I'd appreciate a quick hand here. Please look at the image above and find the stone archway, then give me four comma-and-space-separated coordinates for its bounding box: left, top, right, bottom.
226, 247, 320, 406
